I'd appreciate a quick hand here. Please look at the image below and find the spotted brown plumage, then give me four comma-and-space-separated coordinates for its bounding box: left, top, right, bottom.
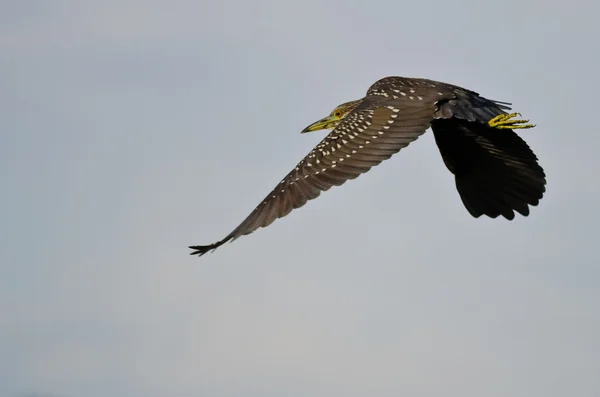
189, 76, 546, 257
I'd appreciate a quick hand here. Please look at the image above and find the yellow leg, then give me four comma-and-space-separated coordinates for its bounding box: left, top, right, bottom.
488, 112, 535, 130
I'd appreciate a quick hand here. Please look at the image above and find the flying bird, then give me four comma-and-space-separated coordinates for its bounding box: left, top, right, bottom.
190, 76, 546, 257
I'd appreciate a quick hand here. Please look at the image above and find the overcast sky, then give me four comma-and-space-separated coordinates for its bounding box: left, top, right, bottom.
2, 1, 599, 397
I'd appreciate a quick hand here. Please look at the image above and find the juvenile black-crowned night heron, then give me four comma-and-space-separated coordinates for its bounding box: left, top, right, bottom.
189, 76, 546, 257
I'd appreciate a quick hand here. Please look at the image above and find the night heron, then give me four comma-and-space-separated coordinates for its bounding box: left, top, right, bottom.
189, 76, 546, 257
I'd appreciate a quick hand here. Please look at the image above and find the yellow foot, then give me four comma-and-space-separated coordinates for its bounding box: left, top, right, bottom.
488, 112, 535, 130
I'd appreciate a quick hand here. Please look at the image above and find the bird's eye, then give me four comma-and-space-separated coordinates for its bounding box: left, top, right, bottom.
334, 110, 342, 117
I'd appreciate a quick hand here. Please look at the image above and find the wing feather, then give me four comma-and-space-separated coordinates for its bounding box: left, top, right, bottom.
189, 96, 438, 256
431, 118, 546, 220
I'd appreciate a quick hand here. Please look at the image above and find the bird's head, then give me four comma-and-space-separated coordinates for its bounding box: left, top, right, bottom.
301, 99, 362, 133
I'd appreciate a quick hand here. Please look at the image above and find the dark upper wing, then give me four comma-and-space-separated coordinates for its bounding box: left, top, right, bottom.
425, 78, 546, 219
431, 118, 546, 220
189, 93, 440, 256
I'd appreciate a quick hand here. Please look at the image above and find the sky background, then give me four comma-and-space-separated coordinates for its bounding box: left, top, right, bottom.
2, 1, 599, 396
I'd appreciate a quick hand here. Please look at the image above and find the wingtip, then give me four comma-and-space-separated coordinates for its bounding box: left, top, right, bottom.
189, 243, 219, 257
188, 237, 232, 257
188, 246, 211, 257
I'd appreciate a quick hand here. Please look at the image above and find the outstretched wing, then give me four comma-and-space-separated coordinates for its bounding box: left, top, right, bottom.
431, 118, 546, 220
189, 94, 439, 256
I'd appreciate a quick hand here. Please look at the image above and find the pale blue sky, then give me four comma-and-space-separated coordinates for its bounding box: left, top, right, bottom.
2, 1, 599, 396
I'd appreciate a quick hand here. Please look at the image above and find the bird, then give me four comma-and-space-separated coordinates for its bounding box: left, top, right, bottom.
189, 76, 546, 257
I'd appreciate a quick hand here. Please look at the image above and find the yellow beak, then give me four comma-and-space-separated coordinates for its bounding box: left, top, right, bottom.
301, 116, 337, 133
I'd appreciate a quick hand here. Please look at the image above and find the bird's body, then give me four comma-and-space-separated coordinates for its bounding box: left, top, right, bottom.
190, 76, 546, 257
